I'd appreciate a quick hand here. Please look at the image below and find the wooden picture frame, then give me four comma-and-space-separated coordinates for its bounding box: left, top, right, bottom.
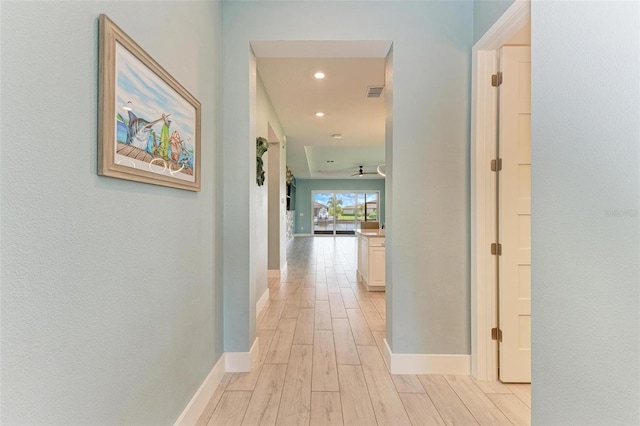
98, 14, 201, 191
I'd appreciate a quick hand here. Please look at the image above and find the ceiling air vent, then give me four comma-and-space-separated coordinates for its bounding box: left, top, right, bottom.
366, 85, 385, 98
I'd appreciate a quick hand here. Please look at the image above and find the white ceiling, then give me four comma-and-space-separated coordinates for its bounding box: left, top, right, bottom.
255, 44, 388, 180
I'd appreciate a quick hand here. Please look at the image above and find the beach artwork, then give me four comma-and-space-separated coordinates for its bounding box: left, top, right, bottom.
98, 14, 201, 191
114, 43, 196, 181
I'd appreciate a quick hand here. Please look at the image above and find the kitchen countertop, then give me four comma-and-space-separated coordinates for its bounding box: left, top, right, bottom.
355, 229, 385, 238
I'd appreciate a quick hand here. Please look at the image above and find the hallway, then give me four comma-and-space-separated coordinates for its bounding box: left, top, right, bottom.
198, 237, 531, 425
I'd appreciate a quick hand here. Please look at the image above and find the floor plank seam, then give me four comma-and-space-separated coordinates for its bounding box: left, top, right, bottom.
445, 377, 491, 426
203, 238, 530, 426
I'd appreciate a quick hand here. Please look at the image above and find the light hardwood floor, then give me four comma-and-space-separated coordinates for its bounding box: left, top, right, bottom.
198, 237, 531, 426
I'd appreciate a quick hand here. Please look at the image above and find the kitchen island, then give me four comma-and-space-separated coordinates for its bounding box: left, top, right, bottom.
355, 229, 386, 291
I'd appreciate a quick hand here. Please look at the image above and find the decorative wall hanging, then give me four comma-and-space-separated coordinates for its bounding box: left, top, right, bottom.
98, 14, 201, 191
256, 137, 269, 186
286, 166, 294, 186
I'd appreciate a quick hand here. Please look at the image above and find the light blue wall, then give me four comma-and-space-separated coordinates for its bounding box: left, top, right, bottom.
294, 179, 386, 234
0, 1, 223, 424
472, 0, 514, 43
531, 2, 639, 423
2, 2, 636, 424
222, 0, 473, 355
257, 74, 286, 298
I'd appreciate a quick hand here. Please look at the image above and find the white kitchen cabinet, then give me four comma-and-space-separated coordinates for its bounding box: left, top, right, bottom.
356, 230, 385, 291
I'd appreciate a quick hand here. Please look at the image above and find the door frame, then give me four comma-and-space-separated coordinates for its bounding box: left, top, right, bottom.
470, 0, 530, 381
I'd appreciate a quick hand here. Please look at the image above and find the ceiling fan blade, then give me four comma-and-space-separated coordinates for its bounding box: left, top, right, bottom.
347, 165, 383, 176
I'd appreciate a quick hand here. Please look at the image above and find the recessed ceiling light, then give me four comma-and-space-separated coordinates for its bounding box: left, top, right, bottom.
331, 134, 342, 139
315, 112, 325, 117
314, 72, 325, 79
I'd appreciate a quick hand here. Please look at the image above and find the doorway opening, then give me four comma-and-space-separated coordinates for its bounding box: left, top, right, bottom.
471, 0, 531, 383
251, 39, 393, 351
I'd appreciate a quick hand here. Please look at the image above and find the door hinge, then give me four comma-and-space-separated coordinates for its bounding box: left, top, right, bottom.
491, 72, 503, 87
490, 158, 502, 172
491, 243, 502, 256
491, 327, 503, 342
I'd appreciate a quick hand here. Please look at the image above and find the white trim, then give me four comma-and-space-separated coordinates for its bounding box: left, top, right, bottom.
267, 261, 287, 278
474, 0, 530, 50
174, 353, 226, 426
471, 0, 530, 381
251, 337, 260, 366
225, 338, 259, 373
383, 338, 392, 370
470, 47, 500, 382
384, 339, 470, 375
268, 269, 280, 278
256, 288, 270, 317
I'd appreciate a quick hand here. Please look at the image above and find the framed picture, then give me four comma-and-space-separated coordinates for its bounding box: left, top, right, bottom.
98, 14, 201, 191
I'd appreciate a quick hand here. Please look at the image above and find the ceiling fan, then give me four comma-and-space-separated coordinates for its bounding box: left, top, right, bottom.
351, 165, 378, 177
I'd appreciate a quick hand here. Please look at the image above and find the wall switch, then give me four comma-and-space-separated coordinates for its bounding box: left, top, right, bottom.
300, 212, 304, 216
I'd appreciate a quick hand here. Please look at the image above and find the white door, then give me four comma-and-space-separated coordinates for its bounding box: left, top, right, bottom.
498, 46, 531, 383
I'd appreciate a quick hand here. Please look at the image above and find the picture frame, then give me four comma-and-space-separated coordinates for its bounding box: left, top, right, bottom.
98, 14, 201, 191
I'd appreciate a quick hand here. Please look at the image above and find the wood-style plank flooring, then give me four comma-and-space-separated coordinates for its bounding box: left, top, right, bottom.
198, 237, 531, 425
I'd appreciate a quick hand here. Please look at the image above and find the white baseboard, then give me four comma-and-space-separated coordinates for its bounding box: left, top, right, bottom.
384, 339, 471, 375
256, 288, 270, 317
225, 338, 259, 373
176, 338, 261, 423
268, 262, 288, 279
382, 337, 392, 370
268, 269, 280, 278
174, 353, 226, 425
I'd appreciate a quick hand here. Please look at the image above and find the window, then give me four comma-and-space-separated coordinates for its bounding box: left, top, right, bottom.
312, 191, 380, 235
